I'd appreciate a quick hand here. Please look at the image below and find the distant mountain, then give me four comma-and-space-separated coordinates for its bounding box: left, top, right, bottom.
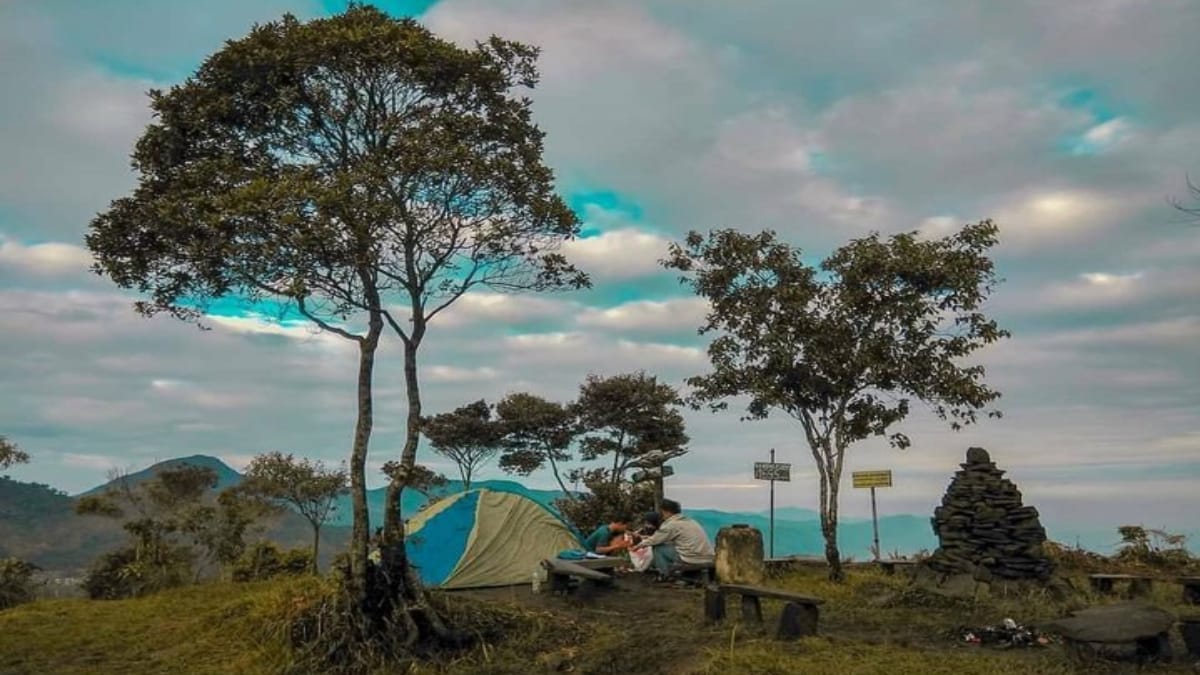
77, 454, 243, 497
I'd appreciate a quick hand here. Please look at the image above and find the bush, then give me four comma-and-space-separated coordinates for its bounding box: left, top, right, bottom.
555, 469, 656, 534
1113, 525, 1195, 572
82, 545, 193, 600
232, 542, 313, 582
0, 557, 41, 610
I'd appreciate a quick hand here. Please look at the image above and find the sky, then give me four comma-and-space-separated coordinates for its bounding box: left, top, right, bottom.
1, 0, 1198, 538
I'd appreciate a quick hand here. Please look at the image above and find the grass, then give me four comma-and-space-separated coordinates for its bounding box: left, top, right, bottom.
1, 565, 1197, 674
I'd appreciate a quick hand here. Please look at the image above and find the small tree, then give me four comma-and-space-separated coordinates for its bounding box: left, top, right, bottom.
240, 452, 347, 574
664, 221, 1008, 581
494, 392, 577, 496
572, 372, 689, 487
0, 558, 41, 610
421, 400, 502, 491
75, 465, 221, 597
189, 489, 276, 580
555, 468, 655, 535
0, 436, 29, 471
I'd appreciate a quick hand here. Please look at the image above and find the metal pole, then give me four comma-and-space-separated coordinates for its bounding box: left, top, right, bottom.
870, 486, 880, 561
769, 448, 776, 558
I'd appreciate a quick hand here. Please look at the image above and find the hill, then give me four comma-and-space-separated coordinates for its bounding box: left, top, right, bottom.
76, 454, 243, 497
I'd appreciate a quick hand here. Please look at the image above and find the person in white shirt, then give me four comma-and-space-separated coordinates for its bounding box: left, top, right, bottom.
631, 498, 714, 578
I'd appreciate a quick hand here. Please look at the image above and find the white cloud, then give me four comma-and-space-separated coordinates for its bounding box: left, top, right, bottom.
560, 229, 671, 279
575, 297, 708, 332
0, 236, 92, 278
425, 365, 501, 383
431, 292, 575, 328
1040, 271, 1145, 308
1081, 117, 1133, 150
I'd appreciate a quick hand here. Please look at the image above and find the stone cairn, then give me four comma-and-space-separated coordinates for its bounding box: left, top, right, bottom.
926, 447, 1055, 581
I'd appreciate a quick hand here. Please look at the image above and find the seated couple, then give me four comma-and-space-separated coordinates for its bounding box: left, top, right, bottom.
582, 499, 714, 579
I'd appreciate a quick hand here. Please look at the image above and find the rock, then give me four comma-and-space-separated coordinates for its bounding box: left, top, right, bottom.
715, 524, 765, 585
921, 447, 1055, 583
1047, 603, 1176, 664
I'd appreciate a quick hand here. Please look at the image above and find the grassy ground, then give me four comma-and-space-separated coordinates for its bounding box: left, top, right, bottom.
1, 565, 1197, 674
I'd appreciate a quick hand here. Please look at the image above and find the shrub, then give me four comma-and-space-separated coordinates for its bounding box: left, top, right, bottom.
0, 557, 41, 610
1113, 525, 1195, 572
232, 542, 313, 582
82, 545, 193, 600
555, 469, 655, 534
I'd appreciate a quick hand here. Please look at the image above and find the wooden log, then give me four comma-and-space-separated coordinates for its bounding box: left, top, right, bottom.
703, 585, 726, 624
776, 601, 819, 640
741, 594, 763, 624
716, 525, 765, 585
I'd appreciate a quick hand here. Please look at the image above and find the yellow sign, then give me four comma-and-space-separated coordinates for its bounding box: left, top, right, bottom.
852, 470, 892, 488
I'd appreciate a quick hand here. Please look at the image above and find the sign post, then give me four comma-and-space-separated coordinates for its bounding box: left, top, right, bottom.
753, 451, 791, 557
851, 470, 893, 561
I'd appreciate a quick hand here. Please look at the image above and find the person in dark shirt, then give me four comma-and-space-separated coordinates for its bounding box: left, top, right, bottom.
582, 514, 633, 555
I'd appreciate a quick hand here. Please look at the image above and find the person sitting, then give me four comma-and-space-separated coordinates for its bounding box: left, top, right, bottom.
582, 514, 633, 555
631, 499, 713, 579
635, 511, 662, 539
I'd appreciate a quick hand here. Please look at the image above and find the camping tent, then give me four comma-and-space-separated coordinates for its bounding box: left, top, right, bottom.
405, 488, 582, 589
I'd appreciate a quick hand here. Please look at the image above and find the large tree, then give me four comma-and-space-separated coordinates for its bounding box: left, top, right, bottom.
572, 371, 688, 487
84, 5, 587, 635
421, 400, 502, 491
494, 392, 577, 496
0, 436, 29, 471
240, 452, 348, 574
663, 220, 1008, 581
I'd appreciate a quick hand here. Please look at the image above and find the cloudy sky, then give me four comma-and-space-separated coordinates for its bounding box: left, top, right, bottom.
2, 0, 1198, 538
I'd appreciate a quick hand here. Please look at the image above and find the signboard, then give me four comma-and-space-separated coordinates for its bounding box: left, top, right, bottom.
631, 465, 675, 483
753, 462, 791, 482
852, 470, 893, 489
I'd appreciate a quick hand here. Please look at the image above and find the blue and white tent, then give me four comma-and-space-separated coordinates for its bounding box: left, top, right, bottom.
405, 488, 582, 589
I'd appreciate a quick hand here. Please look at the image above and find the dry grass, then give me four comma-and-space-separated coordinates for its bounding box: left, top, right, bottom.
1, 564, 1197, 674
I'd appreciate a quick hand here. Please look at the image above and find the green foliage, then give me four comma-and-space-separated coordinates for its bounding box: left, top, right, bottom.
0, 558, 41, 610
84, 5, 589, 593
241, 452, 346, 573
1114, 525, 1195, 572
76, 465, 266, 596
421, 400, 503, 491
495, 392, 577, 495
663, 221, 1008, 580
554, 469, 655, 535
572, 371, 688, 485
0, 436, 29, 472
232, 542, 314, 583
82, 546, 193, 600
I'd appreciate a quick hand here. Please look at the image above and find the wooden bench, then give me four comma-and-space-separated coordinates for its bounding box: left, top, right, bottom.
672, 560, 716, 585
541, 557, 623, 597
704, 583, 825, 640
877, 559, 919, 576
1088, 573, 1154, 597
1179, 576, 1200, 605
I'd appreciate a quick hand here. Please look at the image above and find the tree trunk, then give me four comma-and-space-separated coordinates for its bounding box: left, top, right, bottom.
311, 522, 322, 575
546, 451, 574, 497
383, 336, 422, 540
460, 465, 471, 492
818, 443, 845, 582
347, 317, 383, 600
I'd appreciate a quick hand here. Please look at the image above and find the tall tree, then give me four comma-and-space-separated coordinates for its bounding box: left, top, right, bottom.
494, 392, 577, 496
84, 5, 587, 633
663, 221, 1008, 581
421, 400, 501, 491
0, 436, 29, 471
240, 452, 348, 574
572, 371, 689, 487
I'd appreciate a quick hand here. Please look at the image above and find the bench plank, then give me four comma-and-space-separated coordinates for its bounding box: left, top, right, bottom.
719, 583, 825, 606
542, 558, 613, 581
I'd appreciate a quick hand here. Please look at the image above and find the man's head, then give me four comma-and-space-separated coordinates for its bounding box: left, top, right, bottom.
660, 499, 681, 518
610, 514, 633, 533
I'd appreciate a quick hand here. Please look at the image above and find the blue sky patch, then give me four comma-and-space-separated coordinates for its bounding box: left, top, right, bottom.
319, 0, 440, 18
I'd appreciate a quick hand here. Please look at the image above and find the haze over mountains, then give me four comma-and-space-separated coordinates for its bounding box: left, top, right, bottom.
2, 455, 1190, 574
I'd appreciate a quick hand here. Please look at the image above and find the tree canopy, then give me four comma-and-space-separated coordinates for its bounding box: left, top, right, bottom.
663, 220, 1009, 580
421, 400, 502, 491
494, 392, 576, 495
0, 437, 29, 472
240, 452, 348, 574
84, 5, 588, 627
572, 371, 688, 487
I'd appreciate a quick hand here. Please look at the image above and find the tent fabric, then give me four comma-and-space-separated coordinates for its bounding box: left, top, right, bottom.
404, 488, 582, 589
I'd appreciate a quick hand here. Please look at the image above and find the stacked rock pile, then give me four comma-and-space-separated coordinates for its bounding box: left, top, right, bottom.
925, 446, 1055, 581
